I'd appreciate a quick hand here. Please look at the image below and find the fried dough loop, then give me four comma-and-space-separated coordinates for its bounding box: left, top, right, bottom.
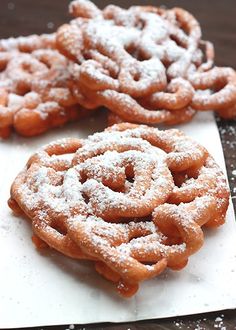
189, 67, 236, 111
9, 124, 229, 297
0, 33, 56, 53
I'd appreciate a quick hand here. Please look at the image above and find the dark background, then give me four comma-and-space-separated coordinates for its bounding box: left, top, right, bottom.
0, 0, 235, 69
0, 1, 235, 329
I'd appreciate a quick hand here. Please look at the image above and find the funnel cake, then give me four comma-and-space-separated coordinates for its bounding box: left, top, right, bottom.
0, 34, 89, 138
56, 0, 236, 124
9, 124, 229, 297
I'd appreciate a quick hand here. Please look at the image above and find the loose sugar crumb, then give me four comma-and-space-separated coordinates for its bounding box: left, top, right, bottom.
47, 22, 55, 29
7, 2, 15, 10
173, 313, 228, 330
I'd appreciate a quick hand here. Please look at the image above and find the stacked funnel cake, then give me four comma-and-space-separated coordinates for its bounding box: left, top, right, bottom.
57, 0, 236, 125
9, 124, 229, 297
0, 0, 236, 138
0, 33, 89, 138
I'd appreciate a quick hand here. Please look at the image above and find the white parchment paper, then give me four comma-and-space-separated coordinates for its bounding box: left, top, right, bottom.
0, 111, 236, 328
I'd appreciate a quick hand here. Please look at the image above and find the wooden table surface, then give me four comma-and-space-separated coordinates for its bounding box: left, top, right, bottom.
0, 1, 235, 329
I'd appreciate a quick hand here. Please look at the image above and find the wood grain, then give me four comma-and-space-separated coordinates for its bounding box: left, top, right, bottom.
0, 1, 235, 329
